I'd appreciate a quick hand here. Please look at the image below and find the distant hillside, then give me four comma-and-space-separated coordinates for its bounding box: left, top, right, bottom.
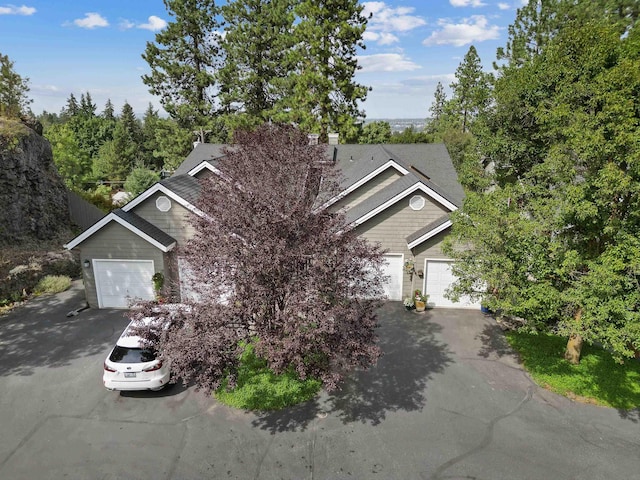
365, 118, 427, 133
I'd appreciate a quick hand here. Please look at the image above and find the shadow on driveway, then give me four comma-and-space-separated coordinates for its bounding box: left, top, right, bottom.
0, 281, 129, 377
252, 302, 453, 433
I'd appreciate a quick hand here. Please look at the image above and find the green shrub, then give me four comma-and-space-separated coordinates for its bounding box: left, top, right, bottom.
33, 275, 72, 295
215, 342, 322, 410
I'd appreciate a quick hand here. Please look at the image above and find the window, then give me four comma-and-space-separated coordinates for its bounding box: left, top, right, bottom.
109, 346, 157, 363
156, 196, 171, 212
409, 195, 425, 210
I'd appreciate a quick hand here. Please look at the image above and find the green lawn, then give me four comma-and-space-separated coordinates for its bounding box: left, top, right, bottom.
505, 331, 640, 410
214, 342, 321, 411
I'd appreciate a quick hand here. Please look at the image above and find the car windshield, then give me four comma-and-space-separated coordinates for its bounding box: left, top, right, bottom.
109, 346, 157, 363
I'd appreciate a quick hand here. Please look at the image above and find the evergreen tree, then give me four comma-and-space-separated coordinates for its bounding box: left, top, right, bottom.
102, 99, 115, 121
219, 0, 294, 126
449, 46, 491, 133
273, 0, 369, 142
142, 103, 162, 169
151, 117, 193, 172
429, 81, 447, 124
142, 0, 220, 139
80, 92, 97, 117
0, 52, 32, 118
93, 102, 142, 181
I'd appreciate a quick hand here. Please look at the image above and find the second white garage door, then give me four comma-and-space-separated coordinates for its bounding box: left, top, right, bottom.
381, 254, 403, 301
424, 260, 480, 309
94, 259, 156, 308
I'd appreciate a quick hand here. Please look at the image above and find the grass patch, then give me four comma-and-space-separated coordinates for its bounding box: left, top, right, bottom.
505, 331, 640, 409
33, 275, 72, 295
215, 343, 322, 411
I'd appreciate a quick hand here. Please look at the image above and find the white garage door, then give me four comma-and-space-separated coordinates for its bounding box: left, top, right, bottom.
94, 260, 155, 308
382, 255, 403, 301
424, 260, 480, 309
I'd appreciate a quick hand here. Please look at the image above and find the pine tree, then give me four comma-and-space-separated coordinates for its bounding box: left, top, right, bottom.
449, 46, 491, 133
219, 0, 295, 125
429, 82, 447, 123
80, 92, 97, 117
61, 93, 80, 119
102, 99, 115, 121
0, 52, 32, 118
273, 0, 369, 142
142, 0, 220, 140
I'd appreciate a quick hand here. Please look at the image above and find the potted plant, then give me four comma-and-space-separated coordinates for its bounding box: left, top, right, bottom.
403, 297, 415, 310
414, 289, 427, 312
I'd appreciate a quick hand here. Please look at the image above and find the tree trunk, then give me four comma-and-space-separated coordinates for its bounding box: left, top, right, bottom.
564, 308, 583, 364
564, 334, 583, 365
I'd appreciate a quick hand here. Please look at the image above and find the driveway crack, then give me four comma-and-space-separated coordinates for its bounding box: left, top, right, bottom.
426, 386, 534, 480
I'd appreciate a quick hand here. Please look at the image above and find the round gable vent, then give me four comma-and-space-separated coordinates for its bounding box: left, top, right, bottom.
409, 195, 426, 211
156, 196, 172, 212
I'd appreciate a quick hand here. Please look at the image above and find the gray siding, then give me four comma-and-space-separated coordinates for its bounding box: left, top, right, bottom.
131, 192, 196, 245
79, 222, 165, 308
355, 193, 449, 298
331, 168, 402, 212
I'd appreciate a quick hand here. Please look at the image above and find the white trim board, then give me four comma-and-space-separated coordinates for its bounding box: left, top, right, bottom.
64, 212, 176, 252
122, 183, 204, 217
407, 219, 452, 250
351, 183, 458, 228
321, 160, 409, 210
187, 161, 222, 177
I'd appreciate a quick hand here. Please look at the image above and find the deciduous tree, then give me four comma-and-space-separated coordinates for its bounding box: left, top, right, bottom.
446, 19, 640, 364
130, 124, 385, 392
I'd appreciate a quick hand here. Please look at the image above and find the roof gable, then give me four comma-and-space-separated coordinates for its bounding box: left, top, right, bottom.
122, 175, 202, 215
64, 209, 177, 252
344, 174, 458, 227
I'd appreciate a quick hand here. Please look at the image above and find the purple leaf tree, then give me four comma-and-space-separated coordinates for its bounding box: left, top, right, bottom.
130, 124, 386, 392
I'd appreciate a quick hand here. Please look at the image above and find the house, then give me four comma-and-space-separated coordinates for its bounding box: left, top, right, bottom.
65, 142, 479, 309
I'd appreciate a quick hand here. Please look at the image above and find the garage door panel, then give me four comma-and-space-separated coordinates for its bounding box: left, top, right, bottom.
94, 260, 155, 308
425, 260, 479, 309
382, 255, 403, 301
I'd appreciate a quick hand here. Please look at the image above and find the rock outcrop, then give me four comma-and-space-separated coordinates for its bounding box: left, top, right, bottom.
0, 117, 71, 245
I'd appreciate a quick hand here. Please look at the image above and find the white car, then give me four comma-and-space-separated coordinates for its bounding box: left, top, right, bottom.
103, 319, 170, 391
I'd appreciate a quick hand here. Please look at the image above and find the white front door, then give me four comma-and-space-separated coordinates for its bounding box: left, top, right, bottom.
381, 254, 404, 301
94, 259, 155, 308
424, 260, 480, 309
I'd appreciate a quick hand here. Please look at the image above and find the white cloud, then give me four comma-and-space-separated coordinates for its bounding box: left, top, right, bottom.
450, 0, 486, 7
138, 15, 167, 32
497, 2, 510, 9
73, 12, 109, 29
0, 4, 36, 15
357, 53, 421, 73
362, 1, 426, 45
119, 19, 135, 30
423, 15, 500, 47
363, 31, 399, 45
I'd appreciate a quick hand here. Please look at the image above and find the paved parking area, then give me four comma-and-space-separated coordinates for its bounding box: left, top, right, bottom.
0, 282, 639, 479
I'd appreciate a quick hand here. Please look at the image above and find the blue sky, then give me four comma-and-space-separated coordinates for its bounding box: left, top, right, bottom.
0, 1, 524, 119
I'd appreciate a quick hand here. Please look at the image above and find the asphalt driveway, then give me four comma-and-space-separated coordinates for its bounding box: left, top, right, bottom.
0, 282, 638, 480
